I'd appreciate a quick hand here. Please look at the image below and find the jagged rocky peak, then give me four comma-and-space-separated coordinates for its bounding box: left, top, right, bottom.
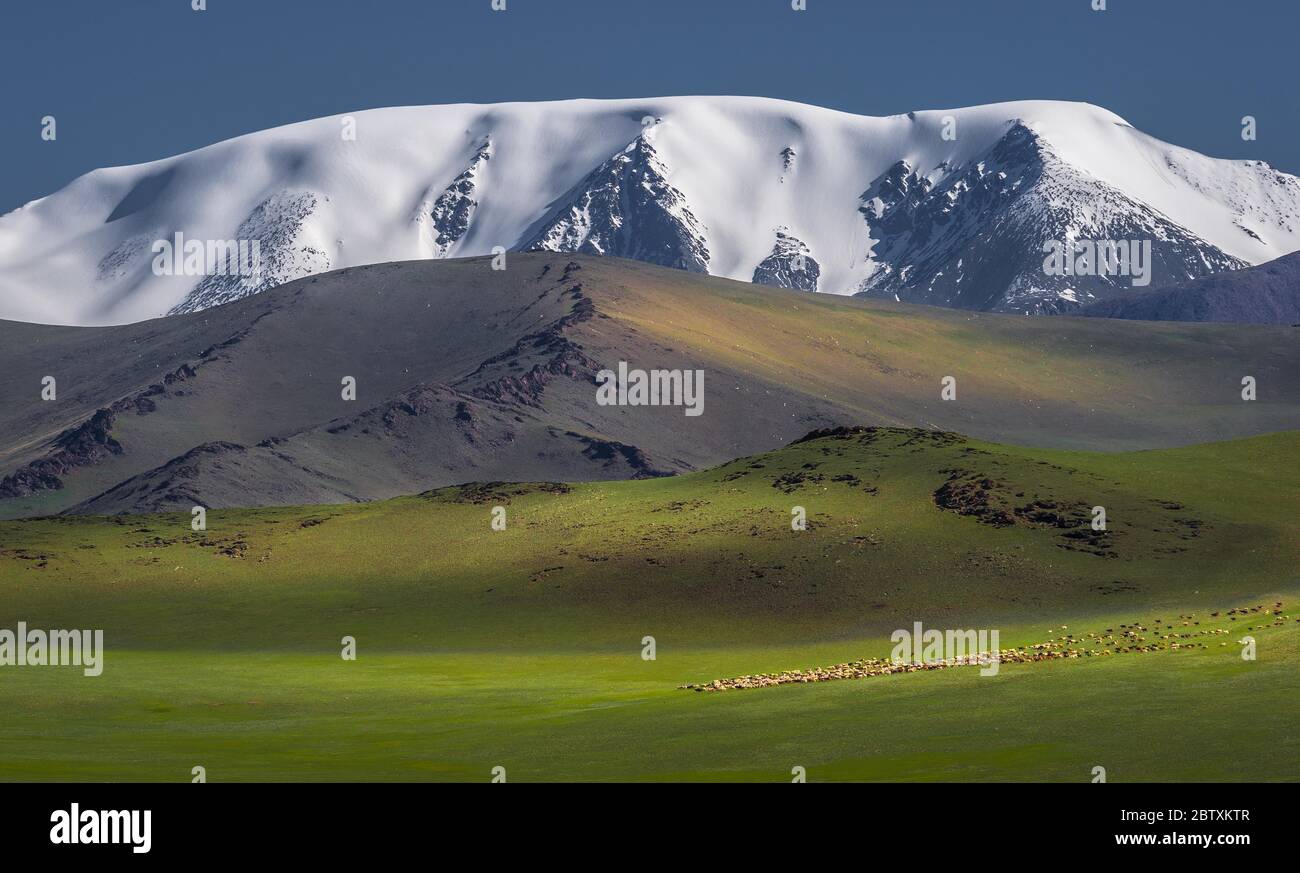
859, 159, 940, 238
524, 132, 710, 273
856, 122, 1248, 314
169, 189, 330, 316
753, 227, 819, 291
420, 136, 493, 258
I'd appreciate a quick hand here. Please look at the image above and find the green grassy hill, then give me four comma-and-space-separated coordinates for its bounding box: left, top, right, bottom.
2, 427, 1297, 781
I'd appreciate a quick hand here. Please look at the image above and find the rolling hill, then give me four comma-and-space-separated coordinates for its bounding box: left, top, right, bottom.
1, 426, 1296, 780
1080, 250, 1300, 324
3, 255, 1299, 519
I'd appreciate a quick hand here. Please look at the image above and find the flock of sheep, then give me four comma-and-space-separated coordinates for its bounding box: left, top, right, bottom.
682, 602, 1290, 692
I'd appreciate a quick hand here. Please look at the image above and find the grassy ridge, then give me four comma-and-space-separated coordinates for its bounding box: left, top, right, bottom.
1, 428, 1297, 780
591, 257, 1300, 449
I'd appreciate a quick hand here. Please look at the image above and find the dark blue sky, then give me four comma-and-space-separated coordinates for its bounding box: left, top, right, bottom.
2, 0, 1295, 213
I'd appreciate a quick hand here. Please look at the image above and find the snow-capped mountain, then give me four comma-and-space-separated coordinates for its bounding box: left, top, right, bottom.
3, 96, 1299, 325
